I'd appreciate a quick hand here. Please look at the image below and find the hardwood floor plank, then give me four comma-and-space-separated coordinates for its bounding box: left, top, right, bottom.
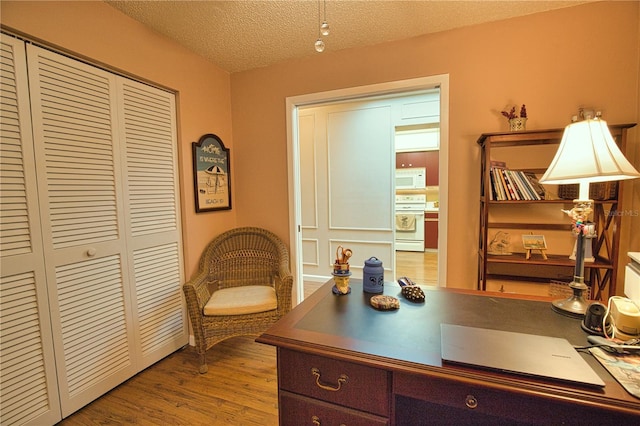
58, 336, 279, 425
395, 250, 438, 285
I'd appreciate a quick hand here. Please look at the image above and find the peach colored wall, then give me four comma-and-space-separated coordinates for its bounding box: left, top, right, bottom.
231, 1, 640, 291
2, 1, 638, 293
1, 1, 236, 279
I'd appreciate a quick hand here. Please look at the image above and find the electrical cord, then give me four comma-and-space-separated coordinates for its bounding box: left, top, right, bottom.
574, 338, 640, 355
602, 295, 638, 340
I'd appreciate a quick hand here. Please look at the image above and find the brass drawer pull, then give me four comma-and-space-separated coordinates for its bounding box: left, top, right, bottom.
311, 367, 348, 392
312, 415, 345, 426
465, 394, 478, 409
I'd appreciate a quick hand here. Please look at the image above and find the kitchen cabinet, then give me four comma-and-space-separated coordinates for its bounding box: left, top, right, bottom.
425, 150, 439, 186
424, 212, 438, 249
396, 151, 426, 169
476, 124, 635, 299
396, 151, 439, 186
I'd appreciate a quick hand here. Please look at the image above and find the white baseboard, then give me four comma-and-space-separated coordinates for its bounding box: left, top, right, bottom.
303, 274, 331, 282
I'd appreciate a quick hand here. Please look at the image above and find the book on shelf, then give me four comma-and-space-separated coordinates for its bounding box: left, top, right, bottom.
489, 163, 544, 201
523, 171, 546, 199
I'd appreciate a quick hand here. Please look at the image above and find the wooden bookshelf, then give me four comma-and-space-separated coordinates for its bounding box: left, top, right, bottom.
477, 124, 636, 300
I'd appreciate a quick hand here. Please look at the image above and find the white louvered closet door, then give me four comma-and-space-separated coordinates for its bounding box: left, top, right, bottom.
0, 35, 62, 426
116, 79, 187, 369
26, 44, 138, 417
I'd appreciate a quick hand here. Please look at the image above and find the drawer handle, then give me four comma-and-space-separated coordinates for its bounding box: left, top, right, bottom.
311, 415, 346, 426
311, 367, 348, 392
465, 394, 478, 409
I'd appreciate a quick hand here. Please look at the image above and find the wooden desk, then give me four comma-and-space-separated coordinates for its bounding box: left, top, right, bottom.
257, 280, 640, 425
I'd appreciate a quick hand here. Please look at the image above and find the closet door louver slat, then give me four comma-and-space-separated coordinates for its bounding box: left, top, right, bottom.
118, 79, 186, 367
0, 34, 62, 426
120, 81, 178, 236
3, 36, 185, 424
31, 53, 119, 249
27, 44, 137, 418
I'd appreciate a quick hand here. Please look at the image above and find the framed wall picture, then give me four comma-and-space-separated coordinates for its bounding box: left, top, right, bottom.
192, 134, 231, 212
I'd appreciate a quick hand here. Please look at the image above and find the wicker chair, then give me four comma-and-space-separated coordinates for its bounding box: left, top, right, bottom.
182, 227, 293, 373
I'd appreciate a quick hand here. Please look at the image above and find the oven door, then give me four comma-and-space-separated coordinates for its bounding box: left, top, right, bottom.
395, 211, 425, 252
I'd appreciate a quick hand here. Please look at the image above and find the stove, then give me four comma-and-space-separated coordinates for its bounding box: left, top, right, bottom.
395, 194, 426, 252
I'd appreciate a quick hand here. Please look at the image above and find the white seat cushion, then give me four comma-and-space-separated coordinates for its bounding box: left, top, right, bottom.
203, 285, 278, 316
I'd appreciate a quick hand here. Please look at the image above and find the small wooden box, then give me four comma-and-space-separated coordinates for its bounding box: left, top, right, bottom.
549, 279, 592, 299
557, 182, 618, 200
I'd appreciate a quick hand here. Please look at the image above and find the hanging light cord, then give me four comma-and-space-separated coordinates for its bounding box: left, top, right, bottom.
321, 0, 330, 36
314, 0, 326, 52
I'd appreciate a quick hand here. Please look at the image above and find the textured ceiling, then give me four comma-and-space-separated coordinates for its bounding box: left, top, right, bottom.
105, 1, 591, 73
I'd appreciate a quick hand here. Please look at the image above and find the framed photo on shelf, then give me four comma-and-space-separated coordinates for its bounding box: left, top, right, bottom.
522, 234, 547, 250
192, 134, 231, 212
522, 234, 548, 260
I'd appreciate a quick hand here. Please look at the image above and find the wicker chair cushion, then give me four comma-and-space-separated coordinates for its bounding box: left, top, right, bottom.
203, 285, 278, 316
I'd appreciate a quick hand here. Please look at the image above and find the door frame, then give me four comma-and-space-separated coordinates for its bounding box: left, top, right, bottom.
286, 75, 450, 304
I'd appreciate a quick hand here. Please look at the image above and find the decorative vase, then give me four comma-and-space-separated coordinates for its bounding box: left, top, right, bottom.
509, 117, 527, 132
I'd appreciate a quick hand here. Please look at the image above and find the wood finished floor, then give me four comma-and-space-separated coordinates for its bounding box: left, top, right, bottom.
395, 250, 438, 285
58, 337, 278, 425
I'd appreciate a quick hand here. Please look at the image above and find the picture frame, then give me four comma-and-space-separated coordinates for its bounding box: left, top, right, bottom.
192, 134, 231, 212
522, 234, 547, 250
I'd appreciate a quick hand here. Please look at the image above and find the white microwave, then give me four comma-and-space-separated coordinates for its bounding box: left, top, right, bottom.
395, 167, 426, 189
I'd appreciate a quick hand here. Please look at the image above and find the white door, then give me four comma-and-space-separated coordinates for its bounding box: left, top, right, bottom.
289, 76, 449, 302
26, 44, 187, 417
0, 34, 62, 426
115, 78, 187, 369
299, 99, 395, 284
27, 44, 138, 416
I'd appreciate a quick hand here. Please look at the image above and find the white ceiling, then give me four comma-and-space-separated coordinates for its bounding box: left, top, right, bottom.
105, 1, 592, 73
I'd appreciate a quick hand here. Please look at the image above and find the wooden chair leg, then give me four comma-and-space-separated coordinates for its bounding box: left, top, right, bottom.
199, 354, 208, 374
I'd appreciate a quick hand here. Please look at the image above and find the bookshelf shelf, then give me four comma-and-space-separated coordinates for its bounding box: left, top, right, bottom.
480, 252, 614, 269
477, 124, 636, 300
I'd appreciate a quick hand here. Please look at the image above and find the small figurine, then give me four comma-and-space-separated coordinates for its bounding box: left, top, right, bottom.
562, 203, 595, 237
332, 246, 352, 295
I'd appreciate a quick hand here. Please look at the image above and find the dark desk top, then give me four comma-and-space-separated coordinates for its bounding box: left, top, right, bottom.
258, 279, 640, 412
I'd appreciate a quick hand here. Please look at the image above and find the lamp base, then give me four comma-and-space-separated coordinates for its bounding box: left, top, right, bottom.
551, 282, 588, 318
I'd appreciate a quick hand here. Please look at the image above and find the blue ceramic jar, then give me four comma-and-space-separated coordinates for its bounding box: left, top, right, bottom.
363, 257, 384, 293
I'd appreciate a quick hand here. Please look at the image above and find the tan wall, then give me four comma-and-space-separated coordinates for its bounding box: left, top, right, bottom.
2, 1, 639, 292
231, 1, 640, 291
1, 0, 236, 279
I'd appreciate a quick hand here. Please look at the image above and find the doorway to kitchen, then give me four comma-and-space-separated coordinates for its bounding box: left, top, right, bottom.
287, 75, 449, 303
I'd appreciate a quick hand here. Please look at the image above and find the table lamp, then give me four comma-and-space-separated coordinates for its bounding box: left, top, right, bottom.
539, 116, 640, 317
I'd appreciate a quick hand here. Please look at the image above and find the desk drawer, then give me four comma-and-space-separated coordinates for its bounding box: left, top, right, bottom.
280, 391, 388, 426
394, 372, 639, 424
278, 348, 390, 416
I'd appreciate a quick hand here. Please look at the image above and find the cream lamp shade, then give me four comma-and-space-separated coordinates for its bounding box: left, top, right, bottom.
539, 118, 640, 197
540, 117, 639, 317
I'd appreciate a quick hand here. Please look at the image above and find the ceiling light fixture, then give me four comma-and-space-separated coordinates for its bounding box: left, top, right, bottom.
314, 0, 329, 52
320, 0, 330, 36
